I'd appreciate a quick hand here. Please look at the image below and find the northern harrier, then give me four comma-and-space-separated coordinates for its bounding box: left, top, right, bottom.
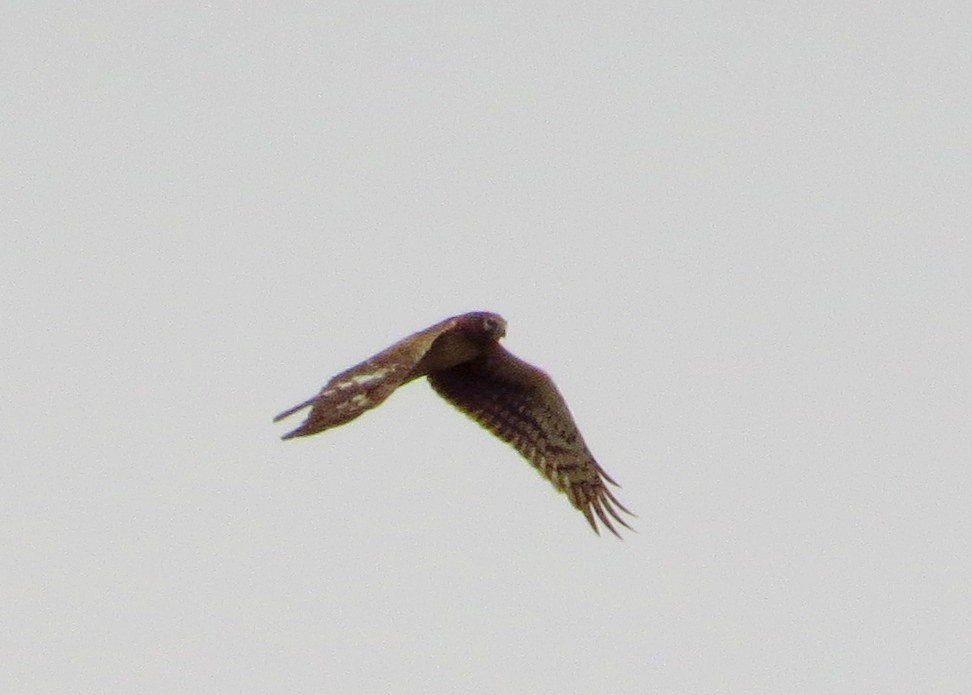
274, 311, 632, 536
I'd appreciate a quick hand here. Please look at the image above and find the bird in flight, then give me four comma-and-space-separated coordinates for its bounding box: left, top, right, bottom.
274, 311, 632, 537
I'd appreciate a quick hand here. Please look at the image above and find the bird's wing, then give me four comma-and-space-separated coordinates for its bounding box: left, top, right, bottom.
427, 343, 632, 537
275, 316, 465, 439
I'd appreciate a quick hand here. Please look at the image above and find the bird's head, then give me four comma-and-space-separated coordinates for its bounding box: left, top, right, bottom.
460, 311, 507, 344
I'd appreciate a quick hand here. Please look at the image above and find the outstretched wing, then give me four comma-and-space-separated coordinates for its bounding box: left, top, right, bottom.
275, 316, 465, 439
427, 343, 632, 537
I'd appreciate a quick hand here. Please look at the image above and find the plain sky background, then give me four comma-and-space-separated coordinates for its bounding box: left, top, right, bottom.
3, 3, 970, 693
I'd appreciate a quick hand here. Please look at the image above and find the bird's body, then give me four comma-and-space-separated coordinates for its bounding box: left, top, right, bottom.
275, 311, 632, 536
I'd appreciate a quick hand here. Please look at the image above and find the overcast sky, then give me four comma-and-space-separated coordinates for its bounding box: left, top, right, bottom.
4, 3, 971, 693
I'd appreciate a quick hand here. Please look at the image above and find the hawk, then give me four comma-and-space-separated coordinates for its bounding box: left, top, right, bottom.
274, 312, 632, 537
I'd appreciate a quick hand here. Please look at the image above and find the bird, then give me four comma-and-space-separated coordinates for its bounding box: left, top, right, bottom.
274, 311, 632, 537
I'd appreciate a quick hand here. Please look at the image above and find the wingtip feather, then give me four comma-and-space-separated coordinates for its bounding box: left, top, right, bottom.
273, 397, 315, 423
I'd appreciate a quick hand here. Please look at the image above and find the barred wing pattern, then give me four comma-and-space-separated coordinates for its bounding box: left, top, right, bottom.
428, 343, 632, 537
275, 311, 632, 536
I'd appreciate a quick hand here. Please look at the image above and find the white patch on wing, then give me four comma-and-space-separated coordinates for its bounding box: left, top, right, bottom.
351, 367, 392, 385
335, 366, 393, 390
350, 393, 370, 407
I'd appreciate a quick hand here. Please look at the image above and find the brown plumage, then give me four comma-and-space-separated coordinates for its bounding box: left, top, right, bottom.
274, 312, 632, 536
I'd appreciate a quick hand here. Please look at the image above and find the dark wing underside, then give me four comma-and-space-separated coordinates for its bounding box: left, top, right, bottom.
428, 343, 632, 537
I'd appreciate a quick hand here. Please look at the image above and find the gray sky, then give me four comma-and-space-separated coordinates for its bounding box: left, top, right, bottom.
4, 3, 970, 693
